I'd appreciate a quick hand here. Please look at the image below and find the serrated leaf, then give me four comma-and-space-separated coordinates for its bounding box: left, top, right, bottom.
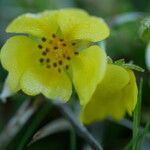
139, 17, 150, 42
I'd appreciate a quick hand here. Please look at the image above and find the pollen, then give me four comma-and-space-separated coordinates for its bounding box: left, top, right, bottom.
37, 33, 79, 72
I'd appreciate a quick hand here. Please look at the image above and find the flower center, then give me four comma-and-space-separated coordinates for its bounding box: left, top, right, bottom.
37, 33, 79, 73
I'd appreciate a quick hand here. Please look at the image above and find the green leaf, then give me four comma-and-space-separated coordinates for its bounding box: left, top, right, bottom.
139, 17, 150, 42
122, 64, 145, 72
114, 59, 125, 65
17, 100, 52, 150
132, 78, 143, 150
107, 56, 113, 64
137, 119, 150, 149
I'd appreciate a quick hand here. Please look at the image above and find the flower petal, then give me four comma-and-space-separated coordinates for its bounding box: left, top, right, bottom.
57, 8, 89, 38
6, 11, 58, 37
71, 45, 107, 105
20, 67, 72, 102
0, 35, 38, 91
70, 17, 110, 42
81, 64, 130, 124
122, 70, 138, 115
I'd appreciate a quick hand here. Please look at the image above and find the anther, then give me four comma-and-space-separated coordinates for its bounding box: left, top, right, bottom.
42, 51, 47, 56
62, 43, 67, 47
39, 58, 44, 63
41, 37, 46, 42
53, 46, 58, 50
46, 65, 51, 68
46, 48, 49, 52
46, 58, 50, 63
52, 33, 56, 38
58, 60, 63, 65
59, 39, 64, 42
53, 62, 57, 67
38, 45, 43, 49
74, 51, 79, 55
66, 56, 71, 60
72, 42, 76, 46
65, 65, 69, 70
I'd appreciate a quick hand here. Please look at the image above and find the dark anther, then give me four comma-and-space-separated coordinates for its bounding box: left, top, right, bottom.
46, 48, 49, 52
49, 40, 52, 44
42, 37, 46, 42
53, 62, 57, 67
46, 58, 50, 63
54, 46, 58, 50
62, 43, 67, 47
74, 51, 79, 55
46, 65, 51, 68
59, 39, 64, 42
39, 58, 44, 63
38, 45, 43, 49
42, 51, 47, 56
52, 33, 56, 38
58, 68, 61, 73
65, 65, 69, 70
58, 60, 63, 65
63, 54, 66, 58
72, 42, 76, 46
66, 56, 71, 60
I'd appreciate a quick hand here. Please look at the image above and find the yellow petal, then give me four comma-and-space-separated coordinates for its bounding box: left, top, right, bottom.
81, 64, 130, 124
57, 8, 89, 38
20, 66, 72, 102
122, 70, 138, 115
0, 35, 37, 91
6, 11, 58, 37
71, 45, 107, 106
70, 16, 110, 42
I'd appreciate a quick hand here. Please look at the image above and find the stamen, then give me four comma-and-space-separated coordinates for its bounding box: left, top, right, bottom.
46, 48, 50, 52
39, 58, 44, 63
46, 65, 51, 68
65, 65, 69, 70
74, 51, 79, 55
72, 42, 76, 46
62, 43, 67, 47
42, 37, 46, 42
54, 46, 58, 50
66, 56, 71, 60
52, 33, 56, 38
42, 51, 47, 56
53, 62, 57, 67
58, 60, 63, 65
59, 39, 64, 42
38, 45, 43, 49
46, 58, 50, 63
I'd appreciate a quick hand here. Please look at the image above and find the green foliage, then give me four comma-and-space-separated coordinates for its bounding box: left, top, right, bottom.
140, 18, 150, 42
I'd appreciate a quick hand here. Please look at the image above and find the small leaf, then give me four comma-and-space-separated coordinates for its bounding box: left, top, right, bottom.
114, 59, 125, 65
139, 17, 150, 42
122, 64, 145, 72
107, 56, 113, 64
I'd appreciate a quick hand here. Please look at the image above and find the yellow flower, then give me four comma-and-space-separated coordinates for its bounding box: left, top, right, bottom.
0, 9, 109, 105
81, 63, 138, 124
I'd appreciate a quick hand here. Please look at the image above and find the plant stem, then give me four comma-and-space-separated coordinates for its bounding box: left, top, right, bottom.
70, 127, 76, 150
53, 100, 103, 150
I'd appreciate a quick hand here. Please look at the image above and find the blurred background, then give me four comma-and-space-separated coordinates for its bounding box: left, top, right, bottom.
0, 0, 150, 150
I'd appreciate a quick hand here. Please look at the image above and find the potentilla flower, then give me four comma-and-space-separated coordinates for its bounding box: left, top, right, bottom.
81, 63, 138, 124
0, 9, 109, 105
